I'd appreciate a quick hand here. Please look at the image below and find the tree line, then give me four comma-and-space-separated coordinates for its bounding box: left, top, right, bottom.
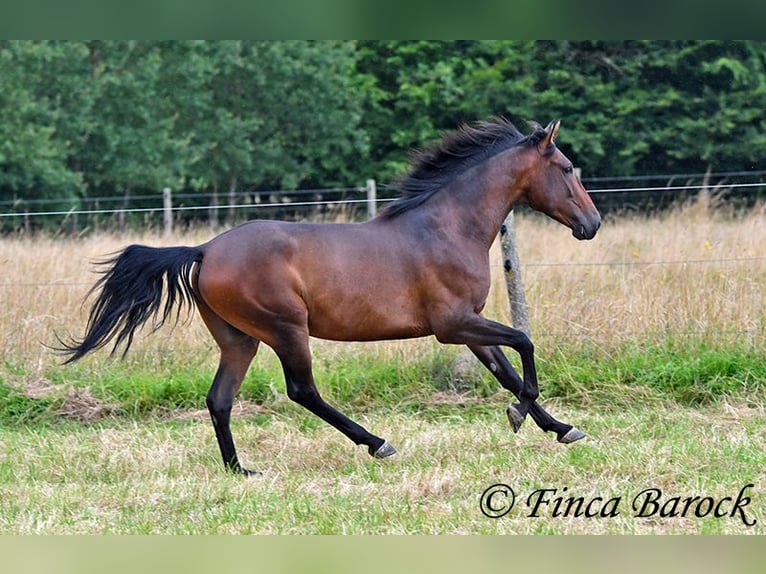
2, 40, 765, 216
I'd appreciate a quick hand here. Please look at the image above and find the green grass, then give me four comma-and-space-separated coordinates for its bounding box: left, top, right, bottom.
1, 402, 764, 534
3, 338, 764, 425
539, 341, 766, 406
2, 207, 764, 535
2, 338, 765, 534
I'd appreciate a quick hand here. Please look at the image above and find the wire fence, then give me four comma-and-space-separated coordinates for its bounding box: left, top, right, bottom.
0, 197, 374, 220
2, 275, 762, 345
1, 183, 762, 346
1, 173, 764, 298
2, 249, 764, 289
1, 169, 765, 231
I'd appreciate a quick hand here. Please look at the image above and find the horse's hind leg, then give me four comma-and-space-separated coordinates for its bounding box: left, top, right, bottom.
197, 299, 260, 475
207, 338, 260, 474
274, 330, 396, 459
468, 345, 585, 444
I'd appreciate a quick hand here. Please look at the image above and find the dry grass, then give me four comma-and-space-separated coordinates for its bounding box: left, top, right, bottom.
0, 201, 766, 419
1, 200, 765, 535
503, 200, 766, 350
0, 229, 216, 369
1, 198, 764, 376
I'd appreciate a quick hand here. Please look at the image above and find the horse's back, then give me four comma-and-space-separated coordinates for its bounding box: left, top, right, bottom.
201, 219, 391, 276
196, 219, 433, 343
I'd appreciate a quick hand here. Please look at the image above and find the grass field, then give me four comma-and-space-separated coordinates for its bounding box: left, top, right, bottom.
1, 403, 764, 534
0, 197, 765, 534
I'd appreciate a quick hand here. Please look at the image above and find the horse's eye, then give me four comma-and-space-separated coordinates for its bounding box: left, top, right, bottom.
563, 165, 574, 175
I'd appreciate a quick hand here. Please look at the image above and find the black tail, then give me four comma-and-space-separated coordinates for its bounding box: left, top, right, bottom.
58, 244, 203, 364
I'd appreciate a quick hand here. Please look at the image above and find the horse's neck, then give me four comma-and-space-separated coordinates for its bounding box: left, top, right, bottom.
425, 165, 520, 249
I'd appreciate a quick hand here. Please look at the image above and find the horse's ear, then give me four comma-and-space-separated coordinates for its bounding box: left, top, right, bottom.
548, 120, 561, 144
538, 120, 560, 153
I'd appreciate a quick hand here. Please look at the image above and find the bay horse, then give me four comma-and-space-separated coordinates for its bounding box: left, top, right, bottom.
59, 118, 601, 475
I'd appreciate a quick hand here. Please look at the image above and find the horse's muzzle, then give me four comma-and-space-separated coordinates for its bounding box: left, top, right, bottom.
572, 213, 601, 240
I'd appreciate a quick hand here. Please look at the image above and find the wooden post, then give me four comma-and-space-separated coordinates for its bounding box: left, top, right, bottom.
500, 211, 531, 337
366, 179, 377, 219
226, 176, 237, 227
162, 187, 173, 237
453, 211, 531, 381
209, 185, 219, 230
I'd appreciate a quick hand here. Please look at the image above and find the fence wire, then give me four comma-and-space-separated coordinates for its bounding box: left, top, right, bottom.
1, 179, 765, 221
2, 255, 764, 289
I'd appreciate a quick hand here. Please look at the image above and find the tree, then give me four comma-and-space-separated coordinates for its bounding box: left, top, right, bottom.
233, 40, 368, 190
75, 41, 189, 203
356, 41, 766, 181
0, 41, 89, 208
157, 41, 369, 202
3, 41, 765, 226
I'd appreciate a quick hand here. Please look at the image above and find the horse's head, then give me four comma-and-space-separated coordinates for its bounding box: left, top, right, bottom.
520, 120, 601, 240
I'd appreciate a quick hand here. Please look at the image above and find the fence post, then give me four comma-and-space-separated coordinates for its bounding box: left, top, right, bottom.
500, 211, 531, 337
452, 211, 531, 381
93, 200, 100, 234
226, 176, 237, 227
209, 186, 219, 230
366, 179, 377, 219
163, 187, 173, 237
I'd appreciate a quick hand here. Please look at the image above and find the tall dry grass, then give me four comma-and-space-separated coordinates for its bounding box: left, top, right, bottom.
1, 198, 764, 378
0, 229, 218, 374
498, 199, 766, 352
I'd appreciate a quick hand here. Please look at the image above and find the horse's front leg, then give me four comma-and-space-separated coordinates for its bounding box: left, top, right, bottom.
434, 313, 549, 435
468, 344, 585, 443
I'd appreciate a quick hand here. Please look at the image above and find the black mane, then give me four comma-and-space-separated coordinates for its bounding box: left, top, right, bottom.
380, 117, 548, 219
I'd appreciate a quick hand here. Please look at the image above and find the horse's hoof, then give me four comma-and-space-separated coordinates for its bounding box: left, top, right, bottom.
506, 404, 524, 434
557, 427, 586, 444
370, 441, 397, 459
226, 463, 262, 477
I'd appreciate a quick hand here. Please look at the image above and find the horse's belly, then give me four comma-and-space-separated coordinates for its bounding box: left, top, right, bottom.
305, 285, 431, 342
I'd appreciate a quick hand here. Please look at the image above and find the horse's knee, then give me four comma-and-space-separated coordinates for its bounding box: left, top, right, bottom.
286, 381, 320, 407
511, 332, 534, 357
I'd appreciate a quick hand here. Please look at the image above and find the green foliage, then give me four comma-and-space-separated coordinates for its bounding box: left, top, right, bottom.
2, 41, 766, 218
358, 40, 766, 181
0, 41, 87, 205
0, 40, 367, 219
